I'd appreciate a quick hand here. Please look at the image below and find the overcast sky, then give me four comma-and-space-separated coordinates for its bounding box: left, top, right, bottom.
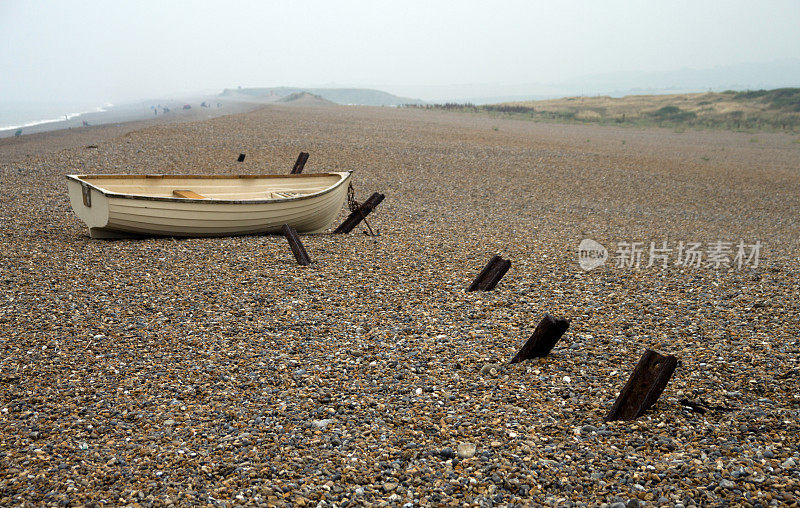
1, 0, 799, 104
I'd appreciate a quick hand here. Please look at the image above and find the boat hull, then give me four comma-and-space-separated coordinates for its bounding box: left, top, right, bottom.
66, 172, 352, 238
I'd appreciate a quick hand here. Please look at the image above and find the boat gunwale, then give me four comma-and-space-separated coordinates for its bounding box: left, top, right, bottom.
66, 171, 353, 205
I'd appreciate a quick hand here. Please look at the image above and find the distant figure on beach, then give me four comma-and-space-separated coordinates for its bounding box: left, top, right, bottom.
14, 129, 22, 137
82, 120, 90, 127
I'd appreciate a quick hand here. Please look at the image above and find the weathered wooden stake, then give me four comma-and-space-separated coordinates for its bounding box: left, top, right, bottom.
334, 192, 385, 234
468, 255, 501, 292
281, 224, 311, 266
467, 255, 511, 291
237, 153, 246, 162
605, 349, 678, 421
483, 258, 511, 290
291, 152, 309, 174
509, 314, 570, 363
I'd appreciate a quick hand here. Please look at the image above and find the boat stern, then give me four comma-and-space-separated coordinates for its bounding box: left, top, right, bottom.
66, 176, 110, 233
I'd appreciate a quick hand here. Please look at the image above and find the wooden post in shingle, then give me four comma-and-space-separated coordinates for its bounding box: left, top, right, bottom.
334, 192, 385, 234
509, 314, 570, 363
483, 258, 511, 290
281, 224, 311, 266
468, 255, 501, 292
291, 152, 309, 174
467, 255, 511, 291
605, 349, 678, 421
237, 153, 246, 162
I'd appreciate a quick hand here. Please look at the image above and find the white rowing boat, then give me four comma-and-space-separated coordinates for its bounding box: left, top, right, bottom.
66, 172, 352, 238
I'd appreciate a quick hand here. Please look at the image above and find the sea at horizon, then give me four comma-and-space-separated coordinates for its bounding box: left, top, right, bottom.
0, 101, 119, 133
0, 98, 223, 139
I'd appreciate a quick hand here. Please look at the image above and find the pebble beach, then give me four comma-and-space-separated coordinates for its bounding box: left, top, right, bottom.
1, 104, 799, 507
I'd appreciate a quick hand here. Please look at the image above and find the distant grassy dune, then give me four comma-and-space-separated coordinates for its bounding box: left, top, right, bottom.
408, 89, 800, 132
221, 87, 424, 107
276, 91, 335, 106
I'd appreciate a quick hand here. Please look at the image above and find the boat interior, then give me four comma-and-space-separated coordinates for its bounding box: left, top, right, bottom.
75, 174, 344, 200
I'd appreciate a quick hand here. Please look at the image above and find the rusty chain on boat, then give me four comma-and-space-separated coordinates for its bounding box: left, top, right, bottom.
346, 183, 378, 236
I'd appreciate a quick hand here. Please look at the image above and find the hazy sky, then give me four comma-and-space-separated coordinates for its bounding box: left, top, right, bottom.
1, 0, 799, 104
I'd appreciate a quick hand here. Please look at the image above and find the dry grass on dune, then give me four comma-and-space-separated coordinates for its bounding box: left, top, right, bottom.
514, 91, 792, 117
419, 89, 800, 131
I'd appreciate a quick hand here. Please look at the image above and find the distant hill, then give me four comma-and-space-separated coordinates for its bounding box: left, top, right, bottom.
220, 87, 424, 106
409, 88, 800, 131
377, 59, 800, 104
559, 59, 800, 96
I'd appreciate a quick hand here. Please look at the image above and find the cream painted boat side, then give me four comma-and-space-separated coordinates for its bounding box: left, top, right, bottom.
66, 172, 352, 238
103, 185, 345, 236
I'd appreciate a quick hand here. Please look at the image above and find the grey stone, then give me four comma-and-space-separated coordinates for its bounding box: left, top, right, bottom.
439, 447, 456, 459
